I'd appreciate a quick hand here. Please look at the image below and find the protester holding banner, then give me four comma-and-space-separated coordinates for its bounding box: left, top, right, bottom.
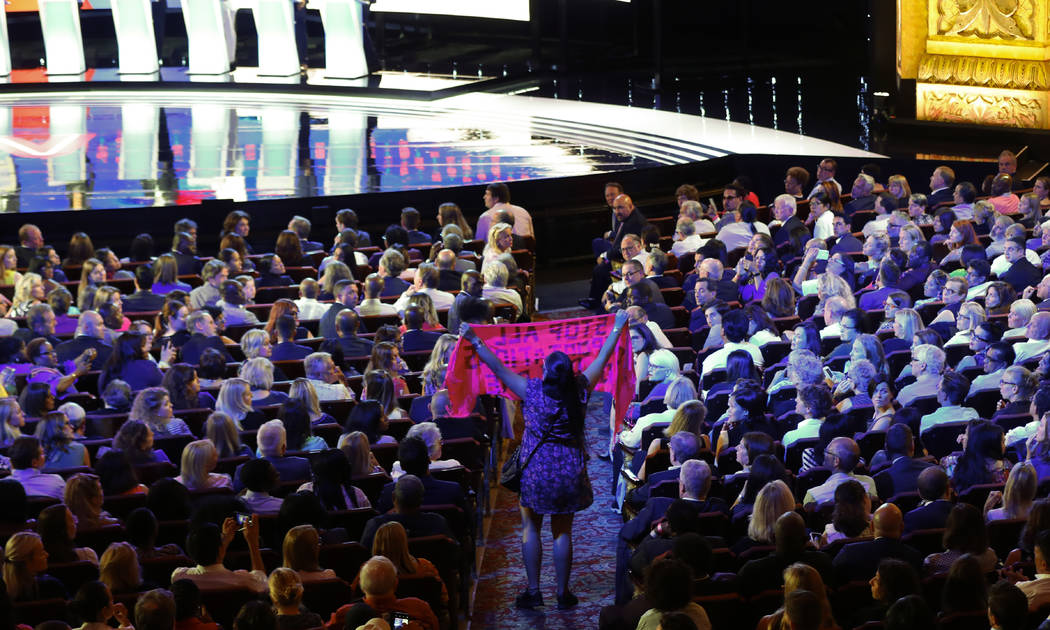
460, 309, 629, 610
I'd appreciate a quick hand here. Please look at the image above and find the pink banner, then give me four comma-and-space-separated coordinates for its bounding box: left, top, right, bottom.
445, 314, 635, 432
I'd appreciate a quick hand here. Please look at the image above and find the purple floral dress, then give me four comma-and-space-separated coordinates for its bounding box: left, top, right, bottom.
519, 378, 593, 514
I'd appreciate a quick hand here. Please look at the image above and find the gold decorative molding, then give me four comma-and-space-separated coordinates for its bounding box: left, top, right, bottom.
917, 52, 1050, 87
917, 83, 1047, 127
935, 0, 1036, 40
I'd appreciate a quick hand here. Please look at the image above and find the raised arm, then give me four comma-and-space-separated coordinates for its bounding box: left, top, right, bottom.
582, 310, 630, 389
460, 323, 528, 400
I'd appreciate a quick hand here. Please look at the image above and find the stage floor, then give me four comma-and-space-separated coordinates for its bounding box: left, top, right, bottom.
0, 73, 880, 212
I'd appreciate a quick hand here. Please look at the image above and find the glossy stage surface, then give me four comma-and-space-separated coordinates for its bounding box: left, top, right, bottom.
0, 72, 880, 212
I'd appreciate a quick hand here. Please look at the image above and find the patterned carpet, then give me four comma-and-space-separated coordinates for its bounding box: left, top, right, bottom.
470, 394, 622, 629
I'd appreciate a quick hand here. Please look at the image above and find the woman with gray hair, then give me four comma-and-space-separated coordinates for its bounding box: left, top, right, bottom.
390, 421, 461, 480
239, 357, 289, 407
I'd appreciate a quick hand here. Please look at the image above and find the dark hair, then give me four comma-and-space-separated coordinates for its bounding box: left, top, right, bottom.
953, 420, 1005, 493
310, 449, 358, 511
95, 450, 140, 495
345, 400, 385, 444
162, 364, 199, 411
941, 553, 988, 614
72, 581, 112, 624
731, 379, 766, 422
101, 333, 148, 391
884, 595, 933, 630
147, 478, 192, 521
233, 600, 276, 630
670, 532, 712, 579
740, 454, 786, 505
19, 382, 53, 417
989, 580, 1028, 630
725, 349, 759, 384
279, 399, 314, 451
884, 423, 913, 458
397, 436, 430, 477
540, 350, 589, 437
875, 558, 920, 604
721, 310, 749, 344
657, 612, 699, 630
644, 558, 693, 611
240, 458, 279, 493
793, 323, 822, 356
278, 491, 328, 534
940, 371, 970, 406
125, 507, 160, 549
186, 522, 223, 566
38, 504, 78, 563
831, 480, 870, 537
8, 436, 40, 470
197, 348, 227, 380
0, 478, 27, 525
171, 579, 204, 622
943, 503, 988, 554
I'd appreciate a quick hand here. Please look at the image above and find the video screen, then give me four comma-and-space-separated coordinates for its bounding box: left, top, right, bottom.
6, 0, 112, 12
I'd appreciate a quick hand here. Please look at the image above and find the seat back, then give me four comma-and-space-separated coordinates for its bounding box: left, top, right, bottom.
46, 560, 100, 594
920, 421, 969, 459
301, 578, 354, 618
198, 587, 268, 630
13, 598, 68, 627
140, 554, 193, 588
987, 517, 1027, 560
320, 542, 371, 583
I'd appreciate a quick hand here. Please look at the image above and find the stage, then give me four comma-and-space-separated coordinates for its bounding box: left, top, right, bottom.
0, 69, 880, 213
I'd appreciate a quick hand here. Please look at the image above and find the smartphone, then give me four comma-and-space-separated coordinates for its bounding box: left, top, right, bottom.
391, 613, 410, 629
235, 513, 250, 527
822, 366, 834, 380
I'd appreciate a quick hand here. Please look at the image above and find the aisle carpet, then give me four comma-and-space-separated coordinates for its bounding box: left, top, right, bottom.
470, 394, 622, 629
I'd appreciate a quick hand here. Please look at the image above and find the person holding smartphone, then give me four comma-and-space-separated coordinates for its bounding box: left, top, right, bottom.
171, 514, 268, 592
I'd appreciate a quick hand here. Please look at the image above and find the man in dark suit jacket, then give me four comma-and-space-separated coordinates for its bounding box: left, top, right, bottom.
999, 237, 1042, 294
897, 242, 934, 296
14, 224, 44, 268
400, 208, 431, 246
179, 311, 234, 365
326, 309, 373, 359
903, 467, 954, 533
770, 195, 810, 251
401, 307, 444, 354
432, 249, 462, 292
360, 474, 454, 550
234, 419, 312, 491
55, 311, 112, 370
319, 280, 359, 339
376, 437, 470, 525
624, 432, 701, 512
584, 193, 647, 306
874, 424, 933, 500
833, 504, 922, 583
123, 264, 167, 313
737, 512, 834, 596
270, 314, 313, 362
927, 167, 955, 208
843, 174, 876, 219
827, 212, 864, 255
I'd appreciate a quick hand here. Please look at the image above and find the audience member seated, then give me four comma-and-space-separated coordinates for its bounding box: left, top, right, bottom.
235, 420, 311, 491
268, 567, 324, 630
923, 503, 997, 574
9, 436, 67, 498
360, 473, 454, 553
736, 512, 833, 597
984, 462, 1036, 522
163, 364, 215, 411
755, 563, 835, 630
3, 531, 68, 601
38, 503, 98, 564
328, 556, 440, 630
131, 387, 193, 438
126, 507, 184, 559
949, 420, 1007, 493
819, 479, 872, 545
176, 440, 232, 491
832, 502, 921, 583
326, 310, 373, 360
215, 378, 267, 431
802, 437, 876, 506
65, 472, 120, 530
239, 358, 289, 408
180, 311, 234, 366
305, 352, 355, 401
875, 424, 933, 499
635, 558, 710, 630
171, 517, 267, 592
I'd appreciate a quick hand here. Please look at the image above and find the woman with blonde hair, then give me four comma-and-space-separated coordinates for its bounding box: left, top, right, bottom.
65, 473, 120, 530
898, 224, 926, 254
205, 411, 254, 458
0, 398, 25, 446
7, 272, 45, 318
338, 430, 384, 477
482, 222, 514, 267
438, 202, 472, 236
319, 261, 353, 300
756, 563, 838, 630
815, 273, 855, 313
366, 522, 448, 606
892, 308, 923, 347
130, 387, 193, 437
3, 531, 66, 601
946, 302, 986, 347
887, 174, 912, 208
0, 245, 22, 286
638, 400, 708, 479
421, 334, 457, 395
268, 567, 324, 630
240, 329, 274, 362
175, 439, 232, 490
239, 357, 289, 407
215, 378, 264, 430
282, 525, 336, 583
405, 293, 442, 330
287, 378, 334, 425
985, 462, 1037, 522
744, 480, 796, 549
98, 542, 145, 594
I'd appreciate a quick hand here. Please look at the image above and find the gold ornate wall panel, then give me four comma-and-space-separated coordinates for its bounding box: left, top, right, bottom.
903, 0, 1050, 127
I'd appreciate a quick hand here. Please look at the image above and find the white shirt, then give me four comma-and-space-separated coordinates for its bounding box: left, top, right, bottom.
483, 286, 523, 314
171, 563, 268, 592
952, 203, 974, 220
700, 341, 764, 377
862, 216, 891, 238
969, 368, 1005, 396
715, 222, 770, 253
991, 250, 1041, 277
10, 468, 66, 499
820, 322, 843, 340
813, 210, 834, 240
749, 329, 781, 348
294, 297, 329, 321
967, 281, 993, 300
1014, 339, 1050, 364
308, 378, 355, 401
671, 234, 707, 257
782, 418, 823, 449
357, 298, 398, 317
803, 471, 877, 506
810, 178, 843, 197
919, 405, 980, 436
1006, 420, 1038, 446
475, 203, 534, 240
393, 287, 455, 314
619, 407, 677, 449
1003, 327, 1026, 340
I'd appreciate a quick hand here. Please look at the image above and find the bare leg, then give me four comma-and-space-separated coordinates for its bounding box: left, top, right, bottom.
520, 505, 544, 592
551, 512, 575, 597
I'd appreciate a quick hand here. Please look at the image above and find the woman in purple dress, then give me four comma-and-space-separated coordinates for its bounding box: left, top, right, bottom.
461, 309, 628, 610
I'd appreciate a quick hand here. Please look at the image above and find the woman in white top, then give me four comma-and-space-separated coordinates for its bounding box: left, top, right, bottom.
175, 440, 232, 491
391, 422, 462, 480
1004, 299, 1037, 340
715, 202, 769, 254
618, 376, 697, 449
945, 302, 986, 347
482, 222, 514, 267
985, 462, 1037, 522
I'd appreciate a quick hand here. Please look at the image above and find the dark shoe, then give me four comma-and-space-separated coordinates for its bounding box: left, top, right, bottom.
578, 298, 599, 310
557, 591, 579, 609
515, 589, 544, 609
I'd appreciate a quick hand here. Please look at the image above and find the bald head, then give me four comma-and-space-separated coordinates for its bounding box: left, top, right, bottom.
825, 437, 861, 473
429, 389, 451, 418
873, 503, 903, 539
774, 511, 808, 555
359, 556, 398, 597
613, 194, 635, 221
434, 249, 456, 270
1030, 312, 1050, 340
76, 310, 105, 338
699, 258, 724, 281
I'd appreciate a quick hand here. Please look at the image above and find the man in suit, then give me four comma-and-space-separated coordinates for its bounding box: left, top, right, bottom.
1000, 236, 1042, 295
644, 249, 679, 289
123, 264, 167, 313
235, 419, 312, 491
360, 474, 454, 552
179, 310, 234, 365
927, 165, 956, 208
270, 314, 312, 362
327, 309, 373, 359
433, 249, 462, 292
401, 307, 444, 354
827, 212, 863, 255
903, 466, 953, 533
627, 283, 675, 330
621, 460, 729, 545
14, 223, 44, 268
376, 437, 470, 528
372, 252, 408, 300
583, 193, 647, 308
55, 310, 112, 370
289, 215, 324, 252
770, 194, 810, 250
624, 432, 702, 512
1023, 273, 1050, 310
319, 280, 359, 339
833, 503, 922, 583
440, 233, 477, 273
400, 207, 432, 245
897, 242, 934, 297
843, 174, 876, 219
336, 208, 372, 248
874, 424, 933, 501
737, 512, 834, 596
